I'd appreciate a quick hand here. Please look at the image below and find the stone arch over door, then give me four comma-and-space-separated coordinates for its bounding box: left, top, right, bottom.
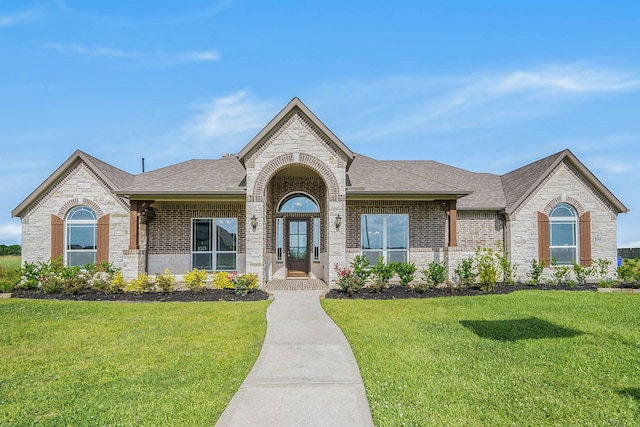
250, 153, 342, 203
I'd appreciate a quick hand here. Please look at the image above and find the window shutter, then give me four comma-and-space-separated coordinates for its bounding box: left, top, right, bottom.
51, 214, 64, 261
97, 214, 110, 264
537, 211, 550, 267
579, 211, 591, 266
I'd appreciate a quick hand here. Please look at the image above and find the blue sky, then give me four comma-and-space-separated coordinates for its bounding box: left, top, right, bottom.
1, 1, 639, 247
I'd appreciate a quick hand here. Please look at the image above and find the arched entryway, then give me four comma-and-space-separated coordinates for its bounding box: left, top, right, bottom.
277, 193, 320, 277
266, 166, 327, 280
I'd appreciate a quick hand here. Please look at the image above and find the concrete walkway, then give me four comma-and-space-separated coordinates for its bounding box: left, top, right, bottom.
216, 290, 375, 427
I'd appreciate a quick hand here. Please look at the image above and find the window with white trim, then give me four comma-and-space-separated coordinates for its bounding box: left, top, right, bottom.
192, 218, 237, 271
549, 203, 578, 265
66, 206, 97, 267
361, 214, 408, 264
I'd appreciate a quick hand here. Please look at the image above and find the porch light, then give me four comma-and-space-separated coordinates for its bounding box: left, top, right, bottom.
251, 214, 258, 231
334, 214, 342, 230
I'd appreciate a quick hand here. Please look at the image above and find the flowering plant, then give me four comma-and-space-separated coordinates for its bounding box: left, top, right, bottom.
334, 263, 363, 295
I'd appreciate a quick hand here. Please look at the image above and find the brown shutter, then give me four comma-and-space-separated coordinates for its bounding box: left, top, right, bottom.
97, 214, 110, 264
51, 214, 64, 261
538, 211, 550, 267
579, 211, 591, 266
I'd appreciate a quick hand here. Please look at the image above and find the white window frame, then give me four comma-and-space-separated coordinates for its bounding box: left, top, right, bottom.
65, 206, 97, 267
549, 203, 578, 265
361, 214, 409, 264
191, 218, 237, 271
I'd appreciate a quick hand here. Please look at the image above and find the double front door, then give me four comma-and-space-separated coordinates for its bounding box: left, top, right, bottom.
286, 219, 309, 277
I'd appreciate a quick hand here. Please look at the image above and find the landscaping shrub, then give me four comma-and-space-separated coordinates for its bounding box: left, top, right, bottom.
453, 257, 476, 287
549, 258, 571, 286
184, 268, 208, 293
370, 257, 395, 290
334, 263, 363, 295
419, 260, 447, 291
476, 247, 499, 291
350, 255, 372, 285
496, 250, 518, 285
593, 258, 617, 287
526, 259, 545, 285
212, 271, 234, 289
232, 273, 258, 296
61, 265, 91, 294
125, 273, 154, 294
395, 261, 417, 287
155, 268, 176, 293
617, 258, 640, 285
571, 260, 593, 286
93, 266, 125, 294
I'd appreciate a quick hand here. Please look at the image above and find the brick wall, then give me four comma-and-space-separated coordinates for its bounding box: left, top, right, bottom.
147, 202, 246, 254
456, 211, 504, 249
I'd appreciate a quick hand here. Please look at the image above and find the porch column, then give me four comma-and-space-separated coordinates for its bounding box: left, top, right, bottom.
447, 200, 457, 247
246, 201, 266, 285
129, 201, 140, 250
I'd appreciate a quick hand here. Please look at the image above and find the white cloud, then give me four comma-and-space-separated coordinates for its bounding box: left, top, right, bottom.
179, 50, 220, 62
0, 9, 38, 27
0, 222, 21, 244
44, 42, 137, 58
334, 64, 640, 142
184, 91, 274, 141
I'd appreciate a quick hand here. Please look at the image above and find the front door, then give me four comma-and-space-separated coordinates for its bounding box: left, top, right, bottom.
286, 219, 310, 277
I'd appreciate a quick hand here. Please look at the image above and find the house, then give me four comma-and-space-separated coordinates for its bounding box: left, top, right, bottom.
11, 98, 628, 287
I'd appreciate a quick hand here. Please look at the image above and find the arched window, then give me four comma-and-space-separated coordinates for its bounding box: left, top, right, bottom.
278, 194, 320, 213
66, 206, 97, 267
549, 202, 578, 265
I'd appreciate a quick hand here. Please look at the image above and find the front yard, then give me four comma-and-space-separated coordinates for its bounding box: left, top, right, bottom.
0, 299, 269, 426
323, 291, 640, 426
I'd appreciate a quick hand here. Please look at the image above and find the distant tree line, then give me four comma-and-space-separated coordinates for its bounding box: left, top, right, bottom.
0, 244, 21, 256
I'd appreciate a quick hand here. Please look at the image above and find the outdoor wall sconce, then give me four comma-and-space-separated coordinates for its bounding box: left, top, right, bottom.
251, 215, 258, 231
334, 214, 342, 230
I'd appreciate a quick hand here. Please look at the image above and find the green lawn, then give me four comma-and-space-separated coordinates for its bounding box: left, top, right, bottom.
0, 255, 20, 292
323, 291, 640, 426
0, 299, 269, 426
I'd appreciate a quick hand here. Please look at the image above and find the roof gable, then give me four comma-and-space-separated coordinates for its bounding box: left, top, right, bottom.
12, 150, 134, 218
238, 97, 354, 168
501, 149, 628, 214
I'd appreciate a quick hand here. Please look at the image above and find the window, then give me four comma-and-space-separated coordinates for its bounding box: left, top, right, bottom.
313, 217, 320, 262
66, 206, 97, 267
549, 203, 578, 265
192, 218, 237, 271
361, 214, 408, 264
276, 194, 320, 263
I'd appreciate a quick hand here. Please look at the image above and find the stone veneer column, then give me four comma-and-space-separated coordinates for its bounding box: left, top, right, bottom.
327, 200, 346, 287
245, 201, 266, 286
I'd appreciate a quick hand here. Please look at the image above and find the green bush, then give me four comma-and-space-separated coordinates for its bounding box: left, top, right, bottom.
155, 268, 176, 293
370, 257, 395, 286
125, 273, 154, 294
549, 258, 571, 286
593, 258, 616, 287
232, 273, 258, 296
475, 247, 499, 292
395, 262, 417, 287
420, 260, 447, 290
334, 263, 363, 295
526, 259, 545, 285
496, 251, 518, 285
571, 260, 593, 285
184, 268, 208, 293
212, 271, 234, 289
350, 255, 372, 285
61, 265, 91, 294
92, 264, 124, 294
454, 257, 476, 287
617, 258, 640, 285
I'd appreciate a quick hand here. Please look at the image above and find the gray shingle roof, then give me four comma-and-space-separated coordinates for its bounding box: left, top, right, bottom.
386, 159, 506, 209
347, 154, 470, 197
117, 155, 246, 195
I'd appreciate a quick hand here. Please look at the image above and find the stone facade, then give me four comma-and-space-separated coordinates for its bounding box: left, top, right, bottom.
19, 162, 130, 268
508, 160, 619, 280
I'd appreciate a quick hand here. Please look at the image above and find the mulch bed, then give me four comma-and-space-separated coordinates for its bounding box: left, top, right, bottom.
324, 282, 599, 300
10, 288, 270, 302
